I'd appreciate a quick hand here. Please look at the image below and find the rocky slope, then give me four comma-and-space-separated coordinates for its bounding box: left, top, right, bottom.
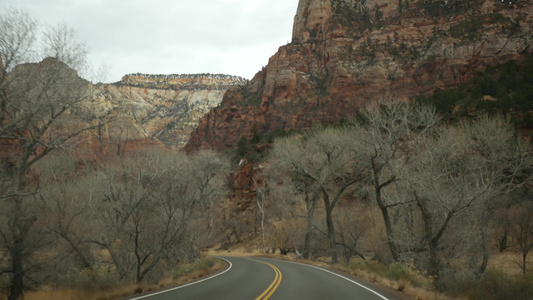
1, 55, 246, 162
94, 73, 247, 150
185, 0, 533, 152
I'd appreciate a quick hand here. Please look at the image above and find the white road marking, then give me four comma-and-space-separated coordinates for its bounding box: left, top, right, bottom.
130, 257, 233, 299
262, 258, 391, 300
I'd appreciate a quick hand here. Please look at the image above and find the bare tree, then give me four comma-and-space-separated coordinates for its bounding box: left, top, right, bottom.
42, 22, 89, 77
267, 139, 320, 259
354, 101, 440, 262
335, 202, 369, 263
394, 115, 530, 288
269, 127, 366, 263
464, 116, 532, 278
89, 149, 228, 284
183, 150, 230, 252
252, 176, 267, 253
35, 151, 99, 276
0, 8, 108, 299
0, 8, 37, 73
0, 59, 104, 299
510, 201, 533, 276
90, 151, 180, 283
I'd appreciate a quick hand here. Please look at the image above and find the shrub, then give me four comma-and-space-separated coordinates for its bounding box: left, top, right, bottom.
448, 270, 533, 300
56, 267, 122, 292
346, 260, 432, 288
173, 257, 219, 280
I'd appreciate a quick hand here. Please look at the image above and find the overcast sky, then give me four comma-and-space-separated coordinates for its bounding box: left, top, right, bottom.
1, 0, 299, 82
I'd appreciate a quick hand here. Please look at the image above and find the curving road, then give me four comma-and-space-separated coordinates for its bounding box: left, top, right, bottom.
129, 256, 399, 300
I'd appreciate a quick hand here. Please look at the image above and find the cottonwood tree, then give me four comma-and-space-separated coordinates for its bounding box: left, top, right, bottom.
395, 115, 530, 288
29, 150, 100, 284
0, 8, 107, 299
462, 115, 532, 278
354, 101, 440, 262
95, 152, 171, 283
183, 150, 231, 251
89, 149, 228, 284
267, 138, 320, 259
252, 175, 268, 253
510, 201, 533, 276
0, 59, 101, 299
269, 127, 366, 263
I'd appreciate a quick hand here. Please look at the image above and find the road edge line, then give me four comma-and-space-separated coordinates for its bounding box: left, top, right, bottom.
264, 258, 391, 300
130, 257, 233, 299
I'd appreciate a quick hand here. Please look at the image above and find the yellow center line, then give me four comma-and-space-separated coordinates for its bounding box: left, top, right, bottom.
245, 258, 282, 300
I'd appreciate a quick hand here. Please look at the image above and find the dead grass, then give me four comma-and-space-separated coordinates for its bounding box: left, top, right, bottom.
210, 247, 457, 300
176, 260, 227, 285
488, 250, 533, 276
206, 245, 265, 257
23, 290, 81, 300
4, 250, 531, 300
308, 259, 452, 300
10, 257, 228, 300
267, 251, 532, 300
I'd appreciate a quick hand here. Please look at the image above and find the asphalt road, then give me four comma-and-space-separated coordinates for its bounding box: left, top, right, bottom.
129, 256, 399, 300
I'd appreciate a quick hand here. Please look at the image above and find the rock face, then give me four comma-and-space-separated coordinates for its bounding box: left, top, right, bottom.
0, 58, 245, 162
93, 73, 247, 150
185, 0, 533, 152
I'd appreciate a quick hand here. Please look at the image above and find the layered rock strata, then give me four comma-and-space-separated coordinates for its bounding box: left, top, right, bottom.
94, 74, 246, 150
185, 0, 533, 152
1, 62, 247, 161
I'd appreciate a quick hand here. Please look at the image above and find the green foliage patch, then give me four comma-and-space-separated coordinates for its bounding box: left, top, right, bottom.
419, 0, 483, 18
237, 84, 262, 107
330, 0, 375, 34
415, 55, 533, 126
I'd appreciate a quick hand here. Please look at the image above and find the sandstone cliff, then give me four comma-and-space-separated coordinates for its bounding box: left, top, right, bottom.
93, 74, 246, 150
185, 0, 533, 152
1, 58, 247, 161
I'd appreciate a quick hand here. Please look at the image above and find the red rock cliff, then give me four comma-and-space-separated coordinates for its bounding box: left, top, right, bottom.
185, 0, 533, 152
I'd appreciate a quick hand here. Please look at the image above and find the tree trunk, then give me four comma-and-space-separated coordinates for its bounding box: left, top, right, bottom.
9, 238, 24, 300
303, 222, 312, 260
522, 252, 528, 277
427, 239, 442, 289
370, 156, 401, 261
7, 166, 31, 300
415, 192, 442, 288
476, 225, 489, 280
498, 230, 508, 253
379, 204, 400, 261
373, 172, 400, 261
9, 199, 26, 300
303, 191, 317, 260
325, 203, 338, 264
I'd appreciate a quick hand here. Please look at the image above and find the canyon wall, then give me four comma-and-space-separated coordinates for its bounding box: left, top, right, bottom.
93, 74, 246, 150
185, 0, 533, 152
1, 56, 246, 163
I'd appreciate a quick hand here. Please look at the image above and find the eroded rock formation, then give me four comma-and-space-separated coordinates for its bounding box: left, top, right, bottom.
94, 74, 246, 150
185, 0, 533, 152
1, 60, 247, 162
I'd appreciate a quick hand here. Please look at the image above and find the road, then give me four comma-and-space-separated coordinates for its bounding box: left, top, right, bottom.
129, 256, 399, 300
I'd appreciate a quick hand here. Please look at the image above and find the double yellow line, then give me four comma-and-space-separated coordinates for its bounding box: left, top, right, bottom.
247, 259, 282, 300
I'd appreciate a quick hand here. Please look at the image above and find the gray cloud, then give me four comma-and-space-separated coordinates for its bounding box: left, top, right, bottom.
1, 0, 298, 82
